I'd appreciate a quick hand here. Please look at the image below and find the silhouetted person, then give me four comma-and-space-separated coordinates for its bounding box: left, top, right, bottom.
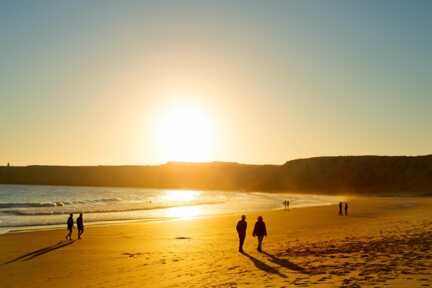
236, 215, 247, 252
66, 214, 74, 240
253, 216, 267, 252
338, 202, 343, 216
77, 213, 84, 239
286, 200, 290, 210
344, 202, 348, 216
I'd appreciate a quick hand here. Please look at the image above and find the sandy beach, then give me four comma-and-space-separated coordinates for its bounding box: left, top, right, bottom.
1, 196, 432, 288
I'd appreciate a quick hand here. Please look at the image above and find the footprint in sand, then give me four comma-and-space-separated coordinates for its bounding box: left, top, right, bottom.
122, 252, 142, 258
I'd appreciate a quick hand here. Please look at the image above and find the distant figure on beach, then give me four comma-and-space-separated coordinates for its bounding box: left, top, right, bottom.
339, 202, 343, 215
66, 213, 74, 240
345, 202, 348, 216
77, 213, 84, 239
252, 216, 267, 252
236, 215, 247, 252
286, 200, 290, 209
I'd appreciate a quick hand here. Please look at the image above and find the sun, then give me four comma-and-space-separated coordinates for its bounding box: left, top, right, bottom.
155, 104, 215, 162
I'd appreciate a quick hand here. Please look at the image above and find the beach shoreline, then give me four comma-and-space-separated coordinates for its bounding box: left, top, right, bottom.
0, 200, 337, 235
1, 196, 431, 287
0, 185, 342, 234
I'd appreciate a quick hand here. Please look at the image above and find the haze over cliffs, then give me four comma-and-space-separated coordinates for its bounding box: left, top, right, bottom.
1, 155, 431, 195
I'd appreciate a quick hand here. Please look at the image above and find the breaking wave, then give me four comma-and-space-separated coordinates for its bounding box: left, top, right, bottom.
0, 198, 122, 209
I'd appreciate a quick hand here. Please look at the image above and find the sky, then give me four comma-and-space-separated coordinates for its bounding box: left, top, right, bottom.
1, 0, 431, 166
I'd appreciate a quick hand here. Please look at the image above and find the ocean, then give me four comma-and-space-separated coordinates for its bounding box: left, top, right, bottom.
0, 184, 341, 234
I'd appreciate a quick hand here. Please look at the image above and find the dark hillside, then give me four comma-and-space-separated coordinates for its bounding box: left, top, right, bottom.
1, 155, 431, 195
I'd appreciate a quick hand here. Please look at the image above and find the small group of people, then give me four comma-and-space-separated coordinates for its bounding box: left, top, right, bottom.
236, 215, 267, 253
339, 202, 349, 216
66, 213, 84, 240
236, 202, 349, 253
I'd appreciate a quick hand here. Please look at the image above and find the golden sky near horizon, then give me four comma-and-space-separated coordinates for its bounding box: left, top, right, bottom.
1, 1, 431, 165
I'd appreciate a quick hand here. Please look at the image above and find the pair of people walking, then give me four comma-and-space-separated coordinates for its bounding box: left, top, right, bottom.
236, 215, 267, 253
66, 213, 84, 240
338, 202, 349, 216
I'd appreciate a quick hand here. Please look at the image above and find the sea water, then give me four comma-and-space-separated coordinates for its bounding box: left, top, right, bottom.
0, 184, 341, 233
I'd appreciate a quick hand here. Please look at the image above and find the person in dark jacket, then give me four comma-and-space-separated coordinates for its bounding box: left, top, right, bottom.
77, 213, 84, 239
236, 215, 247, 252
66, 214, 74, 240
344, 202, 348, 216
339, 202, 343, 215
252, 216, 267, 252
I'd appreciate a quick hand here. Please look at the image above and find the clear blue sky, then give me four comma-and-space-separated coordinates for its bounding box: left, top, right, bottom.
1, 1, 431, 165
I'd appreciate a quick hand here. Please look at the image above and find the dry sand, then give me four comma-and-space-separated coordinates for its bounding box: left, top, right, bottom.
1, 196, 432, 287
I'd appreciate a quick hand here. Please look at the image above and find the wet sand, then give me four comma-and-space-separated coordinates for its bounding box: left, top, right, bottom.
1, 196, 432, 287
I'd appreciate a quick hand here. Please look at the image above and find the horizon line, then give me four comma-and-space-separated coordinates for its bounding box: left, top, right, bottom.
3, 154, 432, 168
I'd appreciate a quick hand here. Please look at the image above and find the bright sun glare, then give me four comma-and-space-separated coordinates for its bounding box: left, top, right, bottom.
155, 105, 215, 162
163, 190, 199, 202
162, 190, 201, 218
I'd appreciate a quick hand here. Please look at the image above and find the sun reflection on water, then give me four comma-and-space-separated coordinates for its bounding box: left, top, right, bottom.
164, 206, 202, 218
162, 190, 200, 202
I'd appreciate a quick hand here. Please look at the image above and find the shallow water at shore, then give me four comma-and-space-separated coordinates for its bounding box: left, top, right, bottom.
0, 184, 342, 233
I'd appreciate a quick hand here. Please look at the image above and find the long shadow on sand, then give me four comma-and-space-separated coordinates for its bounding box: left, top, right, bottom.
4, 240, 75, 264
262, 251, 309, 274
241, 251, 287, 278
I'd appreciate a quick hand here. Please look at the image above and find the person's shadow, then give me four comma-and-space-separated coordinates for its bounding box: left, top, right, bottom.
4, 240, 75, 264
262, 251, 308, 274
241, 251, 287, 278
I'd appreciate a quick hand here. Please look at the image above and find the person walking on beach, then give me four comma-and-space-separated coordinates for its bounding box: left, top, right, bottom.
77, 213, 84, 239
253, 216, 267, 252
339, 202, 343, 216
286, 200, 290, 210
344, 202, 348, 216
236, 215, 247, 252
66, 213, 74, 240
